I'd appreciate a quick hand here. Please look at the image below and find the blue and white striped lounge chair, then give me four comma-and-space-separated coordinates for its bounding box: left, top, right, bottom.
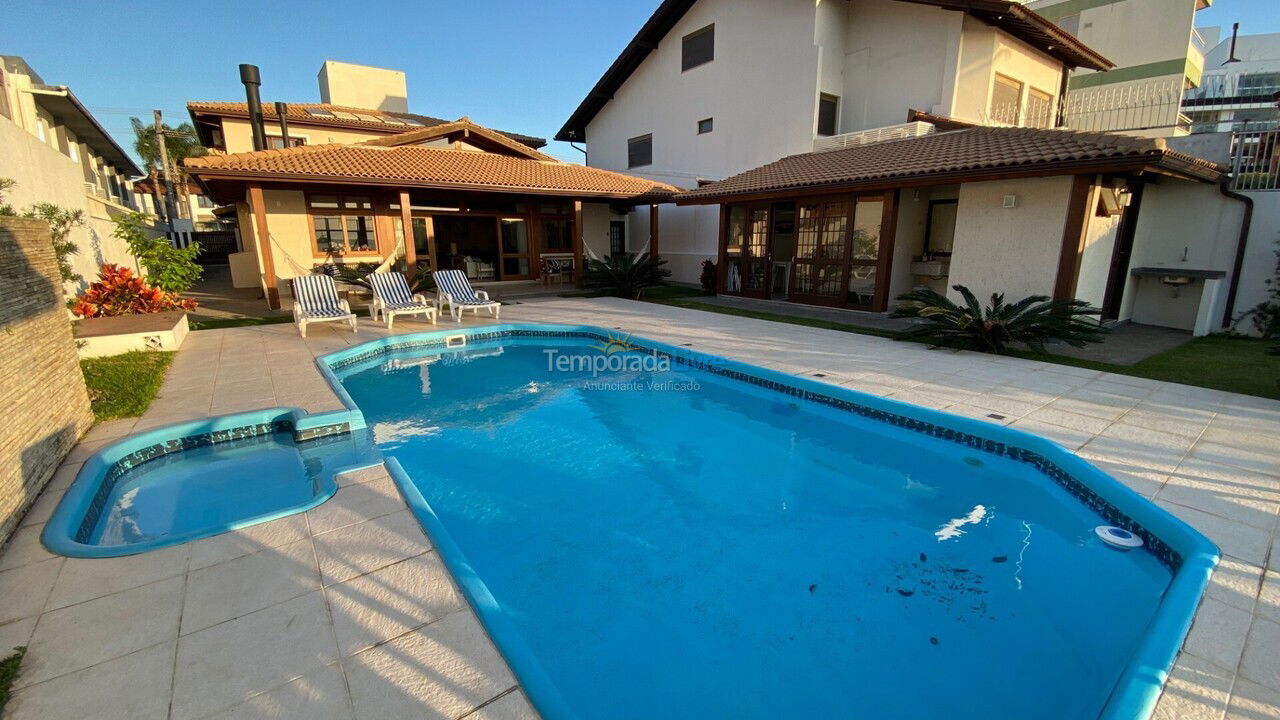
367, 271, 437, 329
432, 269, 501, 323
291, 274, 357, 338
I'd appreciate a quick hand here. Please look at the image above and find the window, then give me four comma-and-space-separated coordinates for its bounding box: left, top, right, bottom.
682, 24, 714, 71
196, 195, 215, 209
817, 94, 839, 137
697, 117, 714, 134
924, 199, 957, 255
990, 74, 1023, 125
609, 221, 626, 257
67, 140, 78, 162
264, 135, 306, 150
307, 193, 379, 255
1025, 88, 1054, 129
541, 218, 573, 250
628, 133, 652, 168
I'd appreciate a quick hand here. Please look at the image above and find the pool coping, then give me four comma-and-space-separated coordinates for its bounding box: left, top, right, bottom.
41, 406, 375, 559
318, 322, 1221, 720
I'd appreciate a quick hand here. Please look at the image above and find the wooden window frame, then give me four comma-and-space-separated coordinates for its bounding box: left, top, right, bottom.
681, 24, 714, 72
264, 135, 307, 150
990, 74, 1024, 126
1025, 87, 1054, 129
305, 191, 382, 258
628, 134, 653, 169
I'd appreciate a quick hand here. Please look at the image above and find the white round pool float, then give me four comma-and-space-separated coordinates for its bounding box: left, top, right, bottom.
1096, 525, 1144, 550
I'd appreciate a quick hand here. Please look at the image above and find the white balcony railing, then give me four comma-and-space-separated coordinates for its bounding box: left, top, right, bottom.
1063, 77, 1187, 134
812, 121, 935, 152
1231, 129, 1280, 191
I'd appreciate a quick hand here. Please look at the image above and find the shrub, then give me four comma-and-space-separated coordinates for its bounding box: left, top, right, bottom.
699, 259, 718, 293
71, 264, 197, 318
112, 212, 202, 293
583, 252, 672, 299
890, 285, 1107, 354
24, 202, 85, 284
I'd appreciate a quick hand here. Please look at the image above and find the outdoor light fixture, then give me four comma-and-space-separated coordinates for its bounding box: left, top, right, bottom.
1002, 194, 1019, 208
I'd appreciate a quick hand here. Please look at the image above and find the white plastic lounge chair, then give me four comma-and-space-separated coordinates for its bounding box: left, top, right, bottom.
432, 269, 501, 323
291, 274, 357, 338
367, 271, 438, 329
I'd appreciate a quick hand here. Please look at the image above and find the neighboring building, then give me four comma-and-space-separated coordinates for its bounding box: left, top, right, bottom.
132, 178, 225, 230
557, 0, 1111, 285
185, 62, 673, 308
1026, 0, 1214, 136
1183, 31, 1280, 134
0, 55, 144, 292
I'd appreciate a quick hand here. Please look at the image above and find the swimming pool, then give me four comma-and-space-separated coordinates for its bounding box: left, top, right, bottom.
328, 325, 1217, 720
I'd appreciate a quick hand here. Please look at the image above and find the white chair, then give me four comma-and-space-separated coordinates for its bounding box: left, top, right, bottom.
432, 269, 501, 323
367, 271, 437, 330
291, 274, 357, 338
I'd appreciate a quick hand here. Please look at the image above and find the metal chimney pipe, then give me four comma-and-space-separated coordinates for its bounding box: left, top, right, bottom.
274, 102, 291, 147
1224, 23, 1241, 65
239, 64, 267, 151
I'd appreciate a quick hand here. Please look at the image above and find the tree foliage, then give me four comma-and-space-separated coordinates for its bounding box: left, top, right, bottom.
891, 285, 1108, 354
129, 118, 207, 219
112, 212, 202, 293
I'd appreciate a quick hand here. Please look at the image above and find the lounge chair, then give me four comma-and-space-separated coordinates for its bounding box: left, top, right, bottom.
367, 271, 438, 329
431, 269, 501, 323
291, 274, 357, 338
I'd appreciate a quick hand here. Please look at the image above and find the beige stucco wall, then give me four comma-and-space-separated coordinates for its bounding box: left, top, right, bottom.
951, 16, 1065, 126
317, 61, 409, 114
220, 117, 396, 154
946, 175, 1074, 303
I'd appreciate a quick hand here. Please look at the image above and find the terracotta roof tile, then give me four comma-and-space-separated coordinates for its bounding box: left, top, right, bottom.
187, 102, 546, 148
358, 119, 558, 161
677, 127, 1227, 203
185, 144, 677, 201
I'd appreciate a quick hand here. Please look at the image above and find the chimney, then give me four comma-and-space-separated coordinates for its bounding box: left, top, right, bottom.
317, 60, 408, 113
274, 101, 291, 147
239, 64, 267, 151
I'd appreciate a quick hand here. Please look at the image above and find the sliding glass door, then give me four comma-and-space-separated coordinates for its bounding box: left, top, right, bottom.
788, 199, 849, 306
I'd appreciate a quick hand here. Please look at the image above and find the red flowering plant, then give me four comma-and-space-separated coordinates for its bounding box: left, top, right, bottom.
71, 264, 197, 318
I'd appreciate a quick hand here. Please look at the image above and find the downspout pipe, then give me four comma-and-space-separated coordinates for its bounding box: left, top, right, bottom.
1219, 179, 1255, 329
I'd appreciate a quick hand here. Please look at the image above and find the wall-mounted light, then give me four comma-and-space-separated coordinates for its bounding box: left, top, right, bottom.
1002, 194, 1019, 209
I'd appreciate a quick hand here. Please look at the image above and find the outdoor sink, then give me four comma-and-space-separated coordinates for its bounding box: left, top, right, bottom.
910, 259, 950, 277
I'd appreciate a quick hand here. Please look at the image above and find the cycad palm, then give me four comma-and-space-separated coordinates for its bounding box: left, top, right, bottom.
891, 285, 1107, 354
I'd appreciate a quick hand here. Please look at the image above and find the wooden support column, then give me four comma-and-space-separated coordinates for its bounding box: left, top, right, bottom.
716, 204, 729, 293
572, 200, 584, 288
649, 203, 660, 259
398, 190, 416, 270
247, 183, 279, 310
1053, 175, 1098, 300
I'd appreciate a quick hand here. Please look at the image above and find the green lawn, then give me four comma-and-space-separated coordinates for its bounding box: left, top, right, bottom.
0, 647, 24, 713
640, 290, 1280, 399
80, 351, 175, 421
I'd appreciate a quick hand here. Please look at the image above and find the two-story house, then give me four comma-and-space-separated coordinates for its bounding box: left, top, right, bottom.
0, 55, 144, 292
560, 0, 1254, 337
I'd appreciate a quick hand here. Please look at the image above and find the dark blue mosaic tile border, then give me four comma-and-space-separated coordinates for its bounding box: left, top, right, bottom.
73, 419, 349, 544
330, 329, 1181, 570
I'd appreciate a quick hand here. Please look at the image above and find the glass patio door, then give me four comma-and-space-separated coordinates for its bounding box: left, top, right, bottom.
788, 200, 849, 306
846, 198, 884, 310
741, 206, 770, 298
498, 217, 532, 280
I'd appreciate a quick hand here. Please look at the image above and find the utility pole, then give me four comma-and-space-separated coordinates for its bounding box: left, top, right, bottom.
154, 110, 179, 232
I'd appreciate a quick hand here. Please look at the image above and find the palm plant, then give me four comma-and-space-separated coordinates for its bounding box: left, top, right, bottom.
583, 252, 671, 299
130, 118, 207, 221
891, 285, 1107, 354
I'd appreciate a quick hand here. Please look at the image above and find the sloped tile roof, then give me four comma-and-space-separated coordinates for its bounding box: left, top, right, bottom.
676, 127, 1227, 203
184, 144, 677, 201
358, 119, 558, 162
187, 102, 546, 148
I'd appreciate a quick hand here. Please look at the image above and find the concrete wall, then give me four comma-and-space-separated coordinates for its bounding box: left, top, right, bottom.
582, 202, 626, 262
0, 217, 93, 545
317, 60, 409, 114
1028, 0, 1201, 83
0, 117, 141, 295
1075, 189, 1123, 309
947, 176, 1074, 302
1227, 191, 1280, 335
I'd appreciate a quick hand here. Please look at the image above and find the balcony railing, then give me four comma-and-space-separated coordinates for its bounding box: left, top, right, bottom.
1062, 77, 1187, 134
813, 121, 935, 152
1230, 129, 1280, 191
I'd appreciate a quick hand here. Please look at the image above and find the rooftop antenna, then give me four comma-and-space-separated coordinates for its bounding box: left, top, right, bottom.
1223, 23, 1241, 65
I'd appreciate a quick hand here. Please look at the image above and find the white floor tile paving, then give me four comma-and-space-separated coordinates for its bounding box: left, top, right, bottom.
0, 297, 1275, 718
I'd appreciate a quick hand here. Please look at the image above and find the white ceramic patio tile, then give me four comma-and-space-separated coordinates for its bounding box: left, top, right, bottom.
308, 476, 407, 536
959, 393, 1048, 418
345, 611, 515, 720
62, 438, 110, 464
1009, 419, 1094, 451
3, 640, 175, 720
885, 390, 953, 410
1181, 596, 1253, 673
837, 378, 899, 397
1258, 571, 1280, 625
172, 591, 338, 720
42, 462, 83, 495
335, 465, 390, 488
204, 663, 353, 720
1023, 406, 1114, 435
0, 524, 55, 571
1226, 678, 1280, 720
46, 543, 188, 610
1118, 404, 1216, 439
1078, 435, 1185, 475
0, 558, 61, 624
1046, 395, 1134, 422
463, 690, 539, 720
1240, 618, 1280, 692
81, 418, 139, 443
1206, 556, 1267, 613
0, 615, 37, 655
1086, 458, 1168, 499
1156, 500, 1272, 566
313, 510, 430, 586
941, 403, 1016, 425
329, 551, 465, 657
1153, 652, 1234, 720
20, 575, 182, 687
182, 537, 320, 635
1083, 379, 1157, 400
1188, 441, 1280, 479
188, 514, 312, 571
1159, 458, 1280, 532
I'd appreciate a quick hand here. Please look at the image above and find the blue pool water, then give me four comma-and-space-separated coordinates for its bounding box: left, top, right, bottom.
335, 336, 1177, 720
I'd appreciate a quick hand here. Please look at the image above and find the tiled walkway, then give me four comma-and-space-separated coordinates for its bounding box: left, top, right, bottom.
1, 297, 1277, 719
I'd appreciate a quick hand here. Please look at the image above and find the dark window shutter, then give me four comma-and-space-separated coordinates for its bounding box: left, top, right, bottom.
817, 94, 839, 136
682, 25, 714, 71
628, 134, 652, 168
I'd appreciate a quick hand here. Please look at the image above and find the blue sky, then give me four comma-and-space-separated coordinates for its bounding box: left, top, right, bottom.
3, 0, 1276, 165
